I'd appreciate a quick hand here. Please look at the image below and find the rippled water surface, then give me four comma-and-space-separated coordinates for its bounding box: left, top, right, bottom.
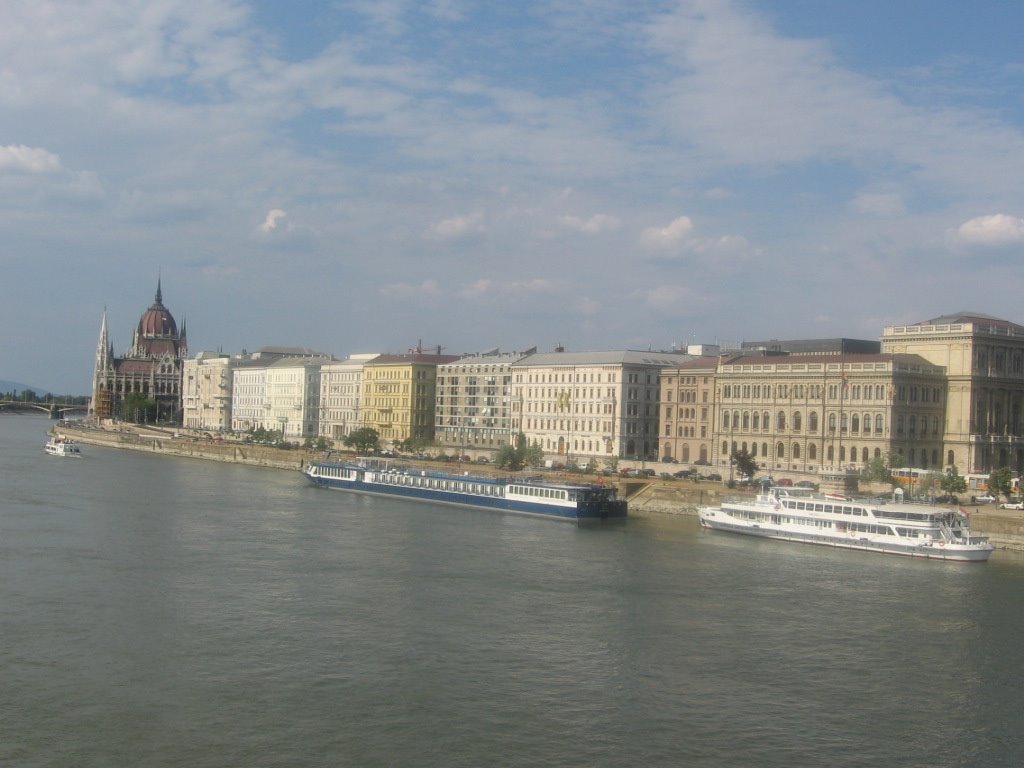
2, 415, 1023, 767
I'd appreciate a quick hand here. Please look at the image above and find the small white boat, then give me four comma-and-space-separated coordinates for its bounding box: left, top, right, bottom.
699, 486, 993, 562
45, 435, 82, 457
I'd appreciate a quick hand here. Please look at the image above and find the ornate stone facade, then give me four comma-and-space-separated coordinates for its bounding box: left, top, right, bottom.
90, 281, 188, 423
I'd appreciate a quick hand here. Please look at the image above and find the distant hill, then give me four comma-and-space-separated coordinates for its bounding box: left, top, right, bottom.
0, 379, 51, 396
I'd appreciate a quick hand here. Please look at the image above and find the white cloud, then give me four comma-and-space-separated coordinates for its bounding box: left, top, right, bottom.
430, 212, 485, 239
851, 191, 906, 217
460, 277, 554, 300
0, 144, 62, 173
640, 215, 694, 248
259, 209, 289, 233
379, 279, 442, 299
558, 213, 620, 234
956, 214, 1024, 246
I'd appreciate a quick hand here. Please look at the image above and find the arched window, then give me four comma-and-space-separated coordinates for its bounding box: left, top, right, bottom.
862, 447, 868, 463
752, 412, 760, 430
827, 446, 834, 461
809, 412, 818, 431
851, 414, 859, 433
732, 411, 740, 430
792, 443, 800, 459
947, 450, 955, 466
793, 412, 802, 431
829, 413, 837, 431
777, 411, 787, 430
722, 411, 730, 429
742, 411, 750, 430
776, 442, 785, 458
751, 443, 758, 456
862, 413, 871, 434
762, 442, 768, 457
839, 446, 846, 461
763, 412, 770, 431
809, 444, 817, 460
722, 441, 728, 455
875, 414, 884, 433
682, 445, 690, 462
875, 448, 882, 459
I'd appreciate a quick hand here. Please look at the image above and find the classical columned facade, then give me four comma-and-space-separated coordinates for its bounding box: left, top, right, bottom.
882, 313, 1024, 474
711, 354, 946, 476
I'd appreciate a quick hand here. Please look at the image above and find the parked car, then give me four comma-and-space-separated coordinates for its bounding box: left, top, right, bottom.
795, 480, 817, 489
694, 459, 710, 466
973, 494, 996, 504
705, 473, 722, 481
999, 499, 1024, 510
776, 478, 793, 486
935, 495, 959, 504
673, 469, 694, 479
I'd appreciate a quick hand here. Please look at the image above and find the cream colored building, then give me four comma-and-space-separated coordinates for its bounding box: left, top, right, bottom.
230, 361, 268, 433
659, 356, 718, 464
182, 352, 233, 432
435, 350, 525, 454
510, 350, 686, 463
363, 352, 459, 448
318, 354, 380, 443
712, 353, 946, 476
229, 348, 332, 437
882, 313, 1024, 473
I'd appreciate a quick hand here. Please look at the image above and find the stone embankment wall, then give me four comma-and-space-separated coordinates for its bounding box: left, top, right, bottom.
59, 426, 1024, 550
61, 426, 312, 471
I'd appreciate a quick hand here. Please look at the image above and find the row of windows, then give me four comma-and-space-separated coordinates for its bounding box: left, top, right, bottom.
721, 410, 888, 434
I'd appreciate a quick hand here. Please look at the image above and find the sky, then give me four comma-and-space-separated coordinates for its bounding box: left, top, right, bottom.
3, 0, 1024, 394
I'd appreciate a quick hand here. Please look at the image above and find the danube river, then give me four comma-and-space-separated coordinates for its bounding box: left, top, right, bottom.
3, 414, 1023, 767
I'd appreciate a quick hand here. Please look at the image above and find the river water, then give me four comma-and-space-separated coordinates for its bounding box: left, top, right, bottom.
2, 414, 1023, 767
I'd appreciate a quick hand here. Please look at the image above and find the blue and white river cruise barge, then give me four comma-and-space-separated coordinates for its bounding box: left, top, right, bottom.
699, 486, 993, 562
303, 459, 627, 524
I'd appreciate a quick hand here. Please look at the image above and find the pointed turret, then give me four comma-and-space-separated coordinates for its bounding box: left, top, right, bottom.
90, 309, 112, 420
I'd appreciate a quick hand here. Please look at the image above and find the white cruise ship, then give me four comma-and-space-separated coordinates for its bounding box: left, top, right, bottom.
698, 486, 993, 562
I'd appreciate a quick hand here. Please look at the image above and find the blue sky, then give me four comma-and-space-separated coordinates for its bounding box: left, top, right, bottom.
3, 0, 1024, 393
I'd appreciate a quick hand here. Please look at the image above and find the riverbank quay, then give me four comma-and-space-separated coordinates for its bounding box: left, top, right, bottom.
57, 424, 311, 471
55, 424, 1024, 549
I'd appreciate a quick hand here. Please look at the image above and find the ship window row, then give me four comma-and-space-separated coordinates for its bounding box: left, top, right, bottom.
509, 485, 568, 501
785, 501, 867, 516
383, 473, 504, 496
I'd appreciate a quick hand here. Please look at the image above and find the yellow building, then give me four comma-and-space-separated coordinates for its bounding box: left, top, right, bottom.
659, 356, 718, 464
712, 353, 946, 477
363, 352, 459, 448
882, 313, 1024, 473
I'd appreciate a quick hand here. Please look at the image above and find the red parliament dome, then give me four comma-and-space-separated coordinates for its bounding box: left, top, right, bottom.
137, 280, 178, 338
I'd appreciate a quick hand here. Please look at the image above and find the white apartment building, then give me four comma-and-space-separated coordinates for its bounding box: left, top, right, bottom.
318, 353, 379, 443
511, 350, 688, 463
231, 361, 269, 433
182, 352, 233, 431
266, 358, 326, 441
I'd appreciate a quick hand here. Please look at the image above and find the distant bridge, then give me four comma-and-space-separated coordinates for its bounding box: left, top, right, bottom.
0, 401, 89, 419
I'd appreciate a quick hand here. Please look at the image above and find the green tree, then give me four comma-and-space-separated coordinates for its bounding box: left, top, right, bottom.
343, 427, 380, 455
941, 466, 968, 495
988, 467, 1013, 499
494, 433, 544, 471
731, 448, 758, 480
120, 392, 157, 423
862, 454, 893, 484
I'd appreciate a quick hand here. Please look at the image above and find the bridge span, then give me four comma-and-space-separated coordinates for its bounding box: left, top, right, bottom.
0, 401, 89, 419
